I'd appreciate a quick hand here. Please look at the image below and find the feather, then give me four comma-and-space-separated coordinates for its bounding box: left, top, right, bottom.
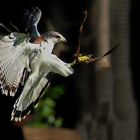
11, 42, 73, 121
0, 33, 40, 96
2, 31, 73, 121
11, 76, 50, 121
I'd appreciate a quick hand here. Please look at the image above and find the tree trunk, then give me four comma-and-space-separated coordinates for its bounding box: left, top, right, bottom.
76, 0, 113, 139
76, 0, 138, 140
110, 0, 138, 139
90, 0, 114, 140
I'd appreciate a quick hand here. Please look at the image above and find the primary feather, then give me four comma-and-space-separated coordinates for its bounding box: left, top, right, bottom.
0, 32, 40, 96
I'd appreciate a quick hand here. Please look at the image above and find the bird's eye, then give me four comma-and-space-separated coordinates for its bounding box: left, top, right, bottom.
55, 35, 60, 38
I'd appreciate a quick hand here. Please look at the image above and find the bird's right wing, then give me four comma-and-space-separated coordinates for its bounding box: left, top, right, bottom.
0, 33, 39, 96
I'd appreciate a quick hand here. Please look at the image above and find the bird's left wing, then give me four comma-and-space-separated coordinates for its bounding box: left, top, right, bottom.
0, 32, 39, 96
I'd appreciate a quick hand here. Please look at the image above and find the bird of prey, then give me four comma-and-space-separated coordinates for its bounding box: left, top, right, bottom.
0, 7, 119, 122
0, 7, 73, 121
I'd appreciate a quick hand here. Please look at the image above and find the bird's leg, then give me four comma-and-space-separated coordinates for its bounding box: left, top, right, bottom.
50, 54, 73, 77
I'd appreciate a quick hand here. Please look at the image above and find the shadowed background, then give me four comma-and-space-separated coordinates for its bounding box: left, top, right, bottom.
0, 0, 140, 140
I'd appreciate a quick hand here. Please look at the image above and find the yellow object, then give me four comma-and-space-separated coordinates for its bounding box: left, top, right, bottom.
78, 55, 92, 63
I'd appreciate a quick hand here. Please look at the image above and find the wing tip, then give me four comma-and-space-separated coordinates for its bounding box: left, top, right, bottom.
0, 84, 16, 97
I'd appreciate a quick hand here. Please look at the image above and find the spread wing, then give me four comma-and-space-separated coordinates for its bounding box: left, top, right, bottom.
0, 33, 39, 96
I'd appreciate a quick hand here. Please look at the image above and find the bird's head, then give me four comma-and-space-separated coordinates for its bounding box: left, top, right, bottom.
43, 31, 66, 44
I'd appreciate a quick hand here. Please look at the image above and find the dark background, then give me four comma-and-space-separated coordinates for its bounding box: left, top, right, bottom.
0, 0, 140, 139
130, 0, 140, 133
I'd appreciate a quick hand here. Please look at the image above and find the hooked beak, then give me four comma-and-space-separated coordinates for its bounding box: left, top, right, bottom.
61, 36, 66, 43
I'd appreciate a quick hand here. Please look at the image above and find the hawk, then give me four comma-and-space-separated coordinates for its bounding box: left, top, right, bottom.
0, 7, 119, 122
0, 7, 73, 121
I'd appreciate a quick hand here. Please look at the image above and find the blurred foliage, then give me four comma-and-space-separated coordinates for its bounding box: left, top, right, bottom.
27, 85, 65, 128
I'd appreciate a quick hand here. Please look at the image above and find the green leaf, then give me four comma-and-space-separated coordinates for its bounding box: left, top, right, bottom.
55, 117, 63, 128
47, 85, 65, 99
48, 116, 55, 124
41, 106, 55, 117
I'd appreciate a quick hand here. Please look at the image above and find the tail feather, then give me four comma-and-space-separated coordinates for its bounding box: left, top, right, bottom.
11, 77, 49, 122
